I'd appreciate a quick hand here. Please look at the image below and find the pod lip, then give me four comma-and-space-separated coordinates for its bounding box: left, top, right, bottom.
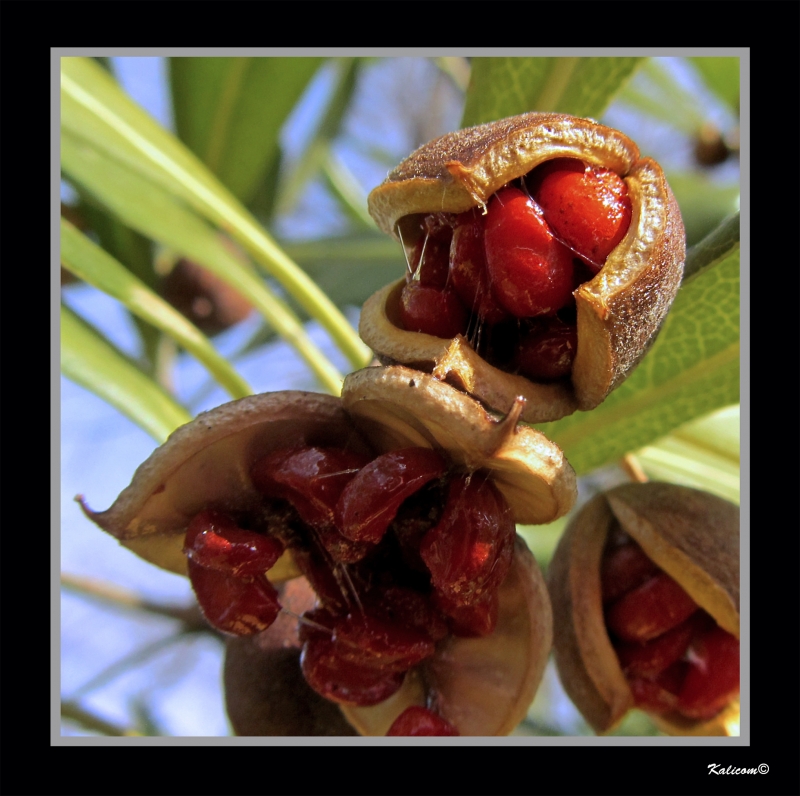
549, 484, 740, 735
368, 111, 640, 238
341, 364, 577, 526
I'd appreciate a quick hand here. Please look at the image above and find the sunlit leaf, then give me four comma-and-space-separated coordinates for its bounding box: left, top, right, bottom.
689, 57, 740, 112
61, 304, 192, 443
462, 57, 643, 126
61, 218, 253, 400
61, 133, 345, 395
169, 56, 323, 204
60, 56, 370, 372
536, 215, 740, 475
665, 172, 739, 248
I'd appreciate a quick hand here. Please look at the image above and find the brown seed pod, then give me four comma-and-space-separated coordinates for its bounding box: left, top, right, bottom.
548, 482, 740, 736
361, 111, 685, 422
81, 366, 575, 736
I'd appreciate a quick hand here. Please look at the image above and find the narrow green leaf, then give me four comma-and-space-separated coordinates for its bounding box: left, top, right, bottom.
689, 57, 740, 112
169, 56, 323, 204
665, 173, 739, 248
61, 131, 345, 395
536, 221, 740, 475
60, 56, 370, 372
61, 304, 192, 443
275, 58, 364, 219
462, 57, 643, 126
61, 218, 253, 400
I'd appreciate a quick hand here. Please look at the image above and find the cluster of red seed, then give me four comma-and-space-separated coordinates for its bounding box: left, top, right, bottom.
600, 526, 740, 721
398, 158, 632, 382
183, 443, 517, 731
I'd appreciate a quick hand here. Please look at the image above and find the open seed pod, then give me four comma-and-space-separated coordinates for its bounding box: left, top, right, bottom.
548, 482, 740, 736
81, 366, 576, 736
362, 111, 685, 423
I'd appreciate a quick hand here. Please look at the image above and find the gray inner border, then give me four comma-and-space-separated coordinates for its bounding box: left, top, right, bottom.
53, 46, 749, 749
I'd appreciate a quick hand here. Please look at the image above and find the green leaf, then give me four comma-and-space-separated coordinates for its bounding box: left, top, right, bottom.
665, 172, 739, 248
169, 56, 323, 205
61, 218, 253, 401
689, 57, 740, 112
61, 304, 192, 443
535, 216, 740, 475
282, 234, 401, 309
61, 131, 345, 395
60, 56, 370, 373
462, 57, 644, 126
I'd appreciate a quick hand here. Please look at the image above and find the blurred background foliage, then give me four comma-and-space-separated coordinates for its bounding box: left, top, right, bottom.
60, 55, 741, 738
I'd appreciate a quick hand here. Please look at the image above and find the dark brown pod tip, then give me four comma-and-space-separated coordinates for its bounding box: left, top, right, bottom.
224, 579, 358, 736
548, 482, 740, 736
362, 111, 686, 422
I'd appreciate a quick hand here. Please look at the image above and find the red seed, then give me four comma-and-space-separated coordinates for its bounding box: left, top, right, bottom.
615, 614, 699, 678
398, 281, 469, 339
605, 572, 699, 643
434, 588, 499, 638
183, 509, 284, 576
408, 213, 455, 288
386, 706, 460, 736
678, 626, 740, 720
530, 158, 632, 271
420, 473, 515, 607
483, 186, 575, 318
600, 540, 660, 604
449, 209, 510, 324
364, 586, 449, 642
300, 635, 406, 706
332, 612, 436, 673
336, 447, 447, 545
514, 317, 578, 382
187, 559, 281, 636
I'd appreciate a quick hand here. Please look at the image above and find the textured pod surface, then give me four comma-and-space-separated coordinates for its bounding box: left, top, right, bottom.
342, 536, 552, 736
79, 392, 370, 577
362, 111, 685, 421
341, 365, 577, 526
548, 482, 739, 735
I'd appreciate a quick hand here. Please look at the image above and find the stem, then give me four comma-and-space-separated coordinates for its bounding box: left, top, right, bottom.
620, 453, 649, 484
61, 701, 141, 737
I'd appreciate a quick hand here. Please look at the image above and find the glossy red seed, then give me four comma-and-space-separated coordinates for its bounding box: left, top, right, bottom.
300, 636, 406, 706
600, 540, 660, 604
678, 626, 740, 720
434, 588, 499, 638
449, 209, 510, 324
183, 509, 284, 576
398, 281, 469, 339
408, 214, 455, 288
605, 572, 699, 643
291, 546, 362, 611
483, 186, 575, 318
615, 614, 699, 678
187, 559, 281, 636
514, 317, 577, 382
336, 448, 447, 545
628, 676, 681, 715
386, 706, 460, 736
332, 612, 436, 673
531, 158, 632, 271
420, 473, 515, 607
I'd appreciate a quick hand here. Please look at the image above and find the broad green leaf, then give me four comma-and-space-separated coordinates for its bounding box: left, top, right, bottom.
60, 56, 370, 372
61, 131, 345, 395
61, 218, 253, 400
689, 57, 740, 112
61, 304, 191, 443
169, 56, 323, 205
536, 217, 740, 475
462, 57, 643, 126
282, 234, 402, 309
